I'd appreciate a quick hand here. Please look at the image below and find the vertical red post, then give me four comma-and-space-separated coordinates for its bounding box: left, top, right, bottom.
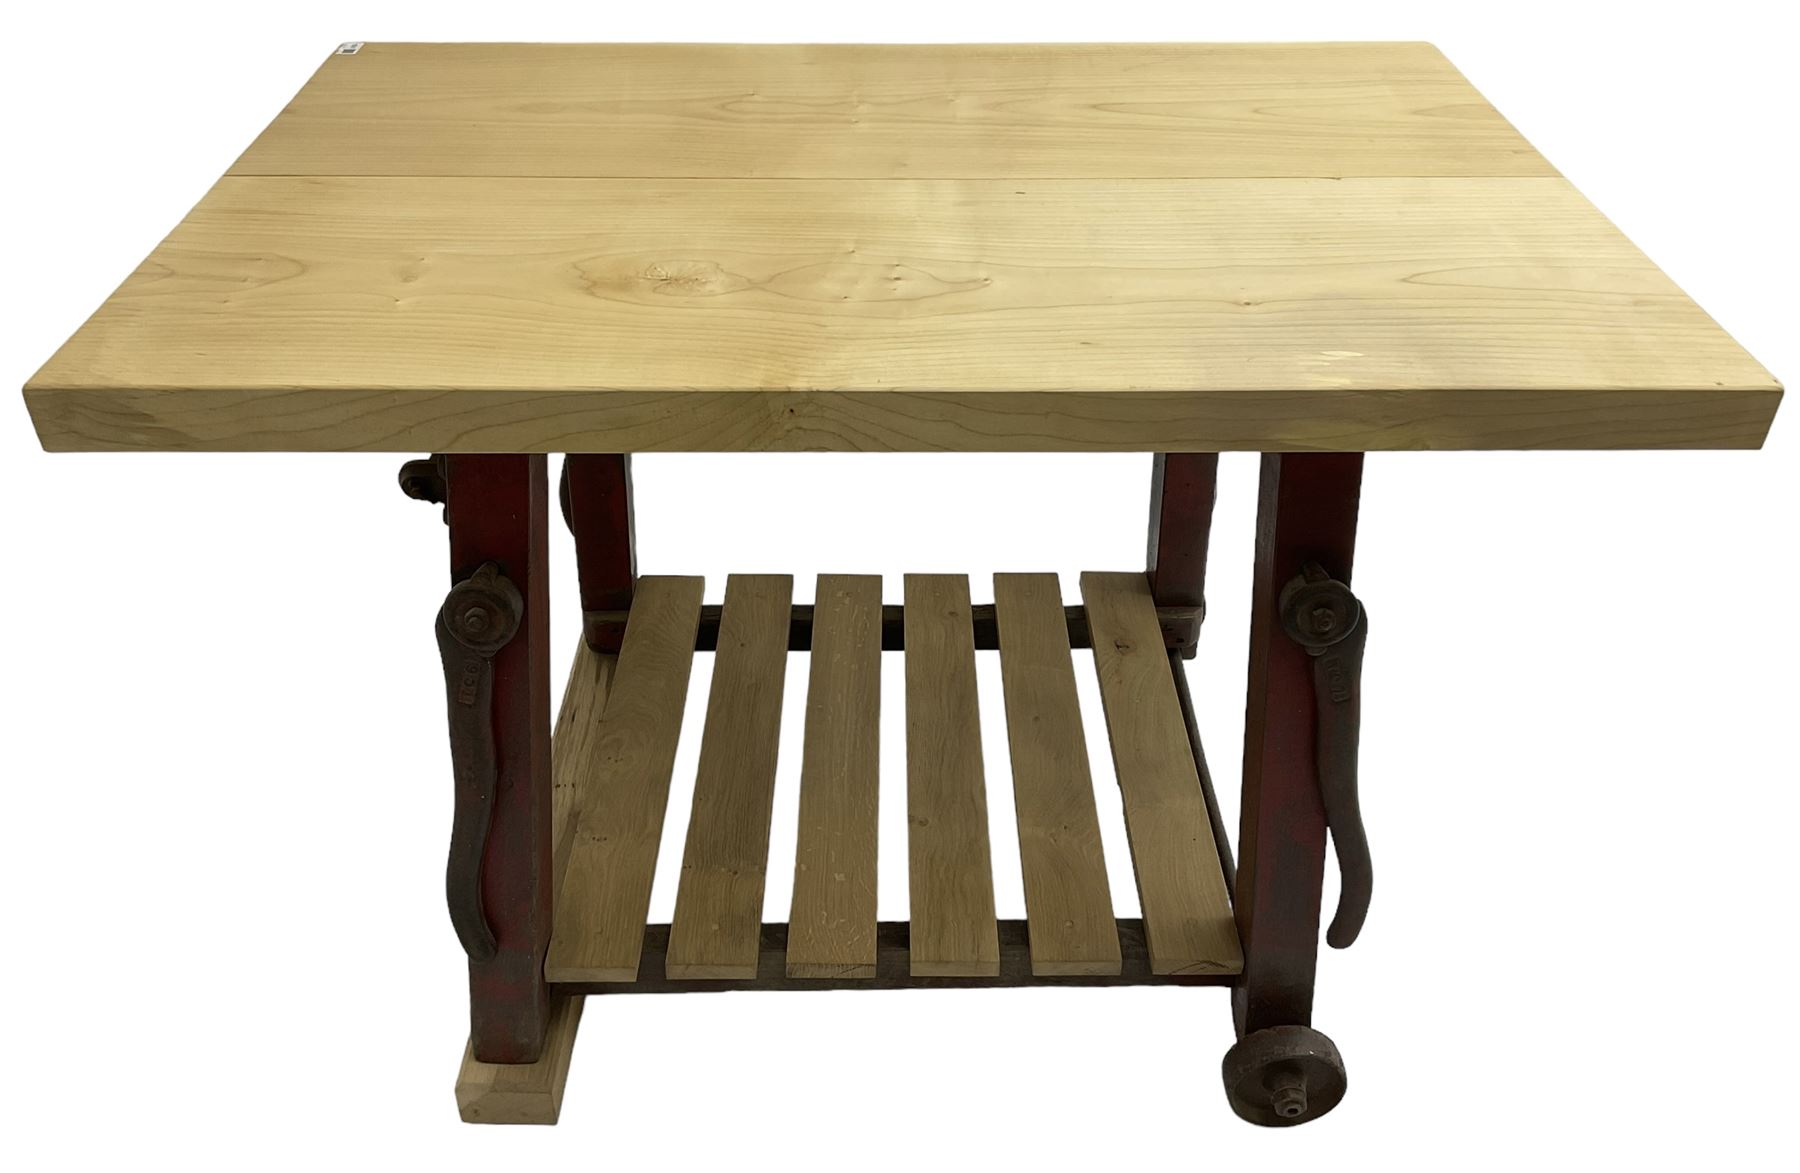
564, 454, 637, 653
445, 454, 552, 1063
1145, 453, 1220, 656
1233, 452, 1363, 1036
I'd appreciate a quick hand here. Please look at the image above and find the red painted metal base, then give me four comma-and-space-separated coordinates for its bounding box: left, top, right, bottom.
1233, 452, 1364, 1036
424, 448, 1362, 1098
445, 454, 553, 1064
563, 454, 636, 653
1146, 453, 1219, 657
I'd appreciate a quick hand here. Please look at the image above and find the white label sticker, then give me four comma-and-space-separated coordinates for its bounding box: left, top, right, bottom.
335, 42, 364, 56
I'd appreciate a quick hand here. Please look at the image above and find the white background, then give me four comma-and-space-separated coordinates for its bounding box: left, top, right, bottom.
3, 1, 1794, 1167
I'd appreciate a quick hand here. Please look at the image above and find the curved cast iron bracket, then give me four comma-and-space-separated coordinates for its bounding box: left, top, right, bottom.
1279, 562, 1372, 949
435, 562, 525, 962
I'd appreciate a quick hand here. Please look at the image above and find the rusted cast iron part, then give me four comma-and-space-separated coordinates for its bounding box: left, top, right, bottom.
445, 455, 554, 1063
435, 562, 525, 962
1278, 562, 1371, 949
398, 455, 447, 506
406, 454, 556, 1062
1222, 1025, 1348, 1127
1235, 452, 1361, 1038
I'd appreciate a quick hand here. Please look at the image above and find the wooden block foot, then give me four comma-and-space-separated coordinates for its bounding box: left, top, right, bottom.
454, 994, 583, 1124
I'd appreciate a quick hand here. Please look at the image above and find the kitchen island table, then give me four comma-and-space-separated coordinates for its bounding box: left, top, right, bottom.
24, 41, 1781, 1127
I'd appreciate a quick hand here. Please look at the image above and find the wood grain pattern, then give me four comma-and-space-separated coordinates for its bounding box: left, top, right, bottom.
666, 575, 795, 979
548, 642, 618, 905
1081, 572, 1243, 977
993, 574, 1122, 977
24, 42, 1781, 452
230, 43, 1551, 180
545, 576, 704, 983
903, 574, 1000, 977
786, 575, 883, 979
456, 640, 614, 1125
25, 174, 1777, 453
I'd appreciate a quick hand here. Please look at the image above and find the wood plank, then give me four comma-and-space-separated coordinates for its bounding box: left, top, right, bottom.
27, 175, 1778, 454
993, 574, 1122, 976
666, 575, 795, 979
786, 575, 884, 979
903, 574, 1000, 977
545, 576, 705, 983
232, 43, 1551, 180
548, 642, 618, 905
1081, 571, 1242, 976
456, 639, 614, 1125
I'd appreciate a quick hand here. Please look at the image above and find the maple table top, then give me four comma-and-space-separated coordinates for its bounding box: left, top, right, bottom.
24, 42, 1780, 453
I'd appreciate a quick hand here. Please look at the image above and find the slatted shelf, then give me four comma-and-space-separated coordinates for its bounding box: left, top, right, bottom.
545, 571, 1242, 992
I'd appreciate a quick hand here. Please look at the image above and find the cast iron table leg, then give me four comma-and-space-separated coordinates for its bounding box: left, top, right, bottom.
443, 454, 554, 1064
563, 454, 636, 653
1146, 453, 1218, 657
1224, 452, 1363, 1125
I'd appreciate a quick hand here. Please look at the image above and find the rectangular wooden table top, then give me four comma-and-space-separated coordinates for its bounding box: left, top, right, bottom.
24, 42, 1781, 453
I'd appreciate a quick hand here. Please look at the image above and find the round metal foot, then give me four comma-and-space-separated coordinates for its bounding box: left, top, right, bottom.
1222, 1025, 1347, 1127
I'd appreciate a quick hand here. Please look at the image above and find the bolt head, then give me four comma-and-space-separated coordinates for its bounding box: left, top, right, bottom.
1271, 1085, 1308, 1118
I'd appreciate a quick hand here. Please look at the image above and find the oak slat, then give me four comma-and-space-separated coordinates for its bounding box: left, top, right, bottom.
903, 574, 1000, 977
786, 575, 884, 978
456, 639, 614, 1124
549, 644, 618, 906
1080, 572, 1242, 976
667, 575, 795, 979
545, 577, 705, 983
993, 574, 1122, 976
231, 43, 1550, 180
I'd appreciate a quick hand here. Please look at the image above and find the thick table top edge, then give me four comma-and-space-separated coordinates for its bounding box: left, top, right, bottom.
24, 384, 1782, 454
